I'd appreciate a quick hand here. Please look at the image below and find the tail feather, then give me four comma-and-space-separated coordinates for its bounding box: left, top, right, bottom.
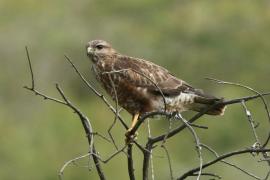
190, 95, 226, 116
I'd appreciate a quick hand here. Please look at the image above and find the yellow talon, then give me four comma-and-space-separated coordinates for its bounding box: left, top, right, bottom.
125, 113, 140, 144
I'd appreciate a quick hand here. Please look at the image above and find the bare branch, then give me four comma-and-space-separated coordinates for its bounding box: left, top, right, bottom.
161, 145, 174, 180
161, 116, 174, 145
241, 101, 260, 145
24, 86, 67, 105
64, 55, 147, 154
93, 145, 127, 164
241, 101, 270, 167
102, 68, 167, 112
143, 142, 153, 180
149, 93, 270, 146
147, 120, 155, 180
177, 113, 203, 180
64, 55, 129, 130
91, 132, 112, 143
201, 144, 263, 180
127, 144, 136, 180
107, 74, 120, 150
25, 46, 35, 89
25, 50, 270, 180
191, 172, 221, 179
262, 133, 270, 148
206, 77, 270, 124
177, 148, 270, 180
59, 153, 91, 179
25, 48, 106, 180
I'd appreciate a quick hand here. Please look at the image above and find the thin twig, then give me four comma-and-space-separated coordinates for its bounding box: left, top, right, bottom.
65, 55, 146, 154
26, 50, 270, 180
177, 148, 270, 180
55, 84, 94, 151
177, 113, 203, 180
264, 170, 270, 180
130, 111, 172, 137
25, 46, 35, 89
161, 145, 174, 180
191, 172, 221, 179
206, 77, 270, 124
102, 68, 167, 112
24, 86, 67, 105
55, 84, 107, 179
25, 49, 106, 180
262, 133, 270, 148
93, 145, 127, 163
241, 101, 260, 145
107, 74, 119, 150
91, 132, 111, 143
147, 120, 155, 180
201, 144, 263, 180
241, 101, 270, 166
161, 116, 174, 145
137, 92, 270, 180
149, 93, 270, 145
92, 145, 106, 179
64, 55, 129, 130
59, 153, 91, 179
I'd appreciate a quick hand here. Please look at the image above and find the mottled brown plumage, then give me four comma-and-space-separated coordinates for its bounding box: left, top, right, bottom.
86, 40, 225, 137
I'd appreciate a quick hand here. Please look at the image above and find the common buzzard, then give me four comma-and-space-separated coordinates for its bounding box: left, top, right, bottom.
86, 40, 225, 139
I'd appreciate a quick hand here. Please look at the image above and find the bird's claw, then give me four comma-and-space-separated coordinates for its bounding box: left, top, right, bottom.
125, 130, 138, 144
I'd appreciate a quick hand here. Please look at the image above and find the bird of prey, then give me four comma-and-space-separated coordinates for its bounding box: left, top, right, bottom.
86, 40, 225, 139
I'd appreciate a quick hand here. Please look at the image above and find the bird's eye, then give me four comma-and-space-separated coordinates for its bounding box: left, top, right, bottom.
96, 45, 104, 50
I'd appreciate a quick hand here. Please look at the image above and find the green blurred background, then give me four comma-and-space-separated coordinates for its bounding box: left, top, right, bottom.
1, 0, 270, 179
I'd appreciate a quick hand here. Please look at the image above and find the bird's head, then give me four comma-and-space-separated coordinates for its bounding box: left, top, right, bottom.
86, 40, 116, 63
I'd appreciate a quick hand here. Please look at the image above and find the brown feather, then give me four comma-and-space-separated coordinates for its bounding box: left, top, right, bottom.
86, 40, 226, 116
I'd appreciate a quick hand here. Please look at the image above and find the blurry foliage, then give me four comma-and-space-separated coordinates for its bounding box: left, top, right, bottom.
0, 0, 270, 179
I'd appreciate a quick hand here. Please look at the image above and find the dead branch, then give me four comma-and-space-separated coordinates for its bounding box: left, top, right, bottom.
177, 148, 270, 180
201, 143, 264, 180
25, 47, 106, 180
25, 49, 270, 180
127, 144, 136, 180
161, 145, 174, 180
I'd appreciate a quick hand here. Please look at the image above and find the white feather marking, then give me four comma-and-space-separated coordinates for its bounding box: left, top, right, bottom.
164, 93, 195, 112
87, 47, 93, 54
101, 61, 105, 68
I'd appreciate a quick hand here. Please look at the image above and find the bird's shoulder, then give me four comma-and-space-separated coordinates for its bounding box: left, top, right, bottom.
114, 54, 163, 71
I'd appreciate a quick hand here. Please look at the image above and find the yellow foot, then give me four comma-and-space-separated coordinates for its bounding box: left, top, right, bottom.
125, 130, 138, 144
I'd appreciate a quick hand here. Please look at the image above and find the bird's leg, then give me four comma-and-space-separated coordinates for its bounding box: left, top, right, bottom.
128, 113, 140, 133
125, 113, 140, 143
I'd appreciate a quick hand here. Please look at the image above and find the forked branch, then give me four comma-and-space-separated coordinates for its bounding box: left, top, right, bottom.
25, 48, 270, 180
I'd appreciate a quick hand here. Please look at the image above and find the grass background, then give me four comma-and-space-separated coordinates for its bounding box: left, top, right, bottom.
0, 0, 270, 179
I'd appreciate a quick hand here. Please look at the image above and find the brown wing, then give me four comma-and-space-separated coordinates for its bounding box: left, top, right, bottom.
111, 54, 225, 115
113, 54, 196, 97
